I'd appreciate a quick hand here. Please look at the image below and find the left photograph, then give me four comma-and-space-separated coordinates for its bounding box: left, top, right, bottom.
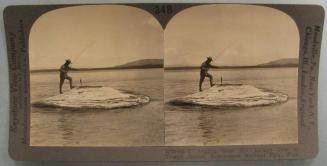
29, 5, 164, 146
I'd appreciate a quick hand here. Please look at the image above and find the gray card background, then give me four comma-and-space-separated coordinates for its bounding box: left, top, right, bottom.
0, 0, 327, 165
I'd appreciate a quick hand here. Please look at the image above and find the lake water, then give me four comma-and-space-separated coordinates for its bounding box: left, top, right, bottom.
30, 67, 298, 147
30, 69, 164, 146
164, 68, 298, 146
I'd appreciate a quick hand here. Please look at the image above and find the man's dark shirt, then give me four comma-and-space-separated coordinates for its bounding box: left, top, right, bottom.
60, 64, 71, 78
200, 61, 212, 75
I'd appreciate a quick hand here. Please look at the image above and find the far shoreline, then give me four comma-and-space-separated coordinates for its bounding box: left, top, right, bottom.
30, 65, 298, 74
30, 66, 163, 73
164, 65, 299, 70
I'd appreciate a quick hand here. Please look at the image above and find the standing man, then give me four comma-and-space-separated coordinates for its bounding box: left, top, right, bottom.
199, 56, 215, 91
59, 59, 75, 94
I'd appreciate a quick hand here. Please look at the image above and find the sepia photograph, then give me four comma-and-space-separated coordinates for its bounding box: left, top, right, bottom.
29, 5, 164, 146
4, 2, 325, 161
164, 4, 299, 146
29, 4, 300, 147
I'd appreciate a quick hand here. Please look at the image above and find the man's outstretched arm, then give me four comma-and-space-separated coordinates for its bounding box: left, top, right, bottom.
210, 64, 219, 68
68, 66, 79, 71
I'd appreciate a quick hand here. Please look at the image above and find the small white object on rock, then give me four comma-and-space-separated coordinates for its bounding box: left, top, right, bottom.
169, 84, 288, 107
33, 86, 150, 110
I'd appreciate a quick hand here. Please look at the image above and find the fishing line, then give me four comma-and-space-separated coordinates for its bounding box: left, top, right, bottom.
72, 41, 96, 64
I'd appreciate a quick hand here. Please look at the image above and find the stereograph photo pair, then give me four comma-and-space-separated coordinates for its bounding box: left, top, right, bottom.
3, 2, 325, 161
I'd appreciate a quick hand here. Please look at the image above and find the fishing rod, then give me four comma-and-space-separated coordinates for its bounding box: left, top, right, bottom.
72, 41, 96, 64
216, 41, 236, 58
213, 41, 236, 86
70, 41, 96, 88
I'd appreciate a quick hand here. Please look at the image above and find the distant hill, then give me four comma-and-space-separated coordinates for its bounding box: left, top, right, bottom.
115, 59, 163, 69
165, 58, 299, 70
31, 58, 297, 73
257, 58, 298, 67
30, 59, 163, 73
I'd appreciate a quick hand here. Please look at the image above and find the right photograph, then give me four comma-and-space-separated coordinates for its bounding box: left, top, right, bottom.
164, 4, 299, 146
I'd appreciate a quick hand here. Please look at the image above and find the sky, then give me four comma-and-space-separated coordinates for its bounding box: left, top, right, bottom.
29, 5, 163, 70
164, 4, 300, 67
29, 4, 300, 69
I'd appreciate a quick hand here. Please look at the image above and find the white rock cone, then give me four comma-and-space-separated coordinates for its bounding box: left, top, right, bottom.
33, 86, 150, 110
169, 84, 288, 107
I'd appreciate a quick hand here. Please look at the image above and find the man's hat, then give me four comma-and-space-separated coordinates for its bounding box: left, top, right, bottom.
66, 59, 72, 63
207, 56, 213, 61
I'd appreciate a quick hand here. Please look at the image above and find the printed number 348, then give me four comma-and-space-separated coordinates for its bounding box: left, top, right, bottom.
154, 5, 173, 15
